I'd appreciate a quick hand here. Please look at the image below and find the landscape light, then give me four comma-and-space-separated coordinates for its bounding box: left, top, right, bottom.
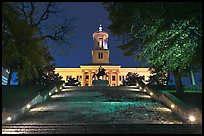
143, 89, 146, 92
139, 87, 142, 90
7, 117, 12, 121
55, 89, 58, 92
189, 115, 196, 122
49, 92, 52, 96
150, 92, 153, 96
171, 104, 175, 109
136, 83, 139, 87
26, 104, 31, 109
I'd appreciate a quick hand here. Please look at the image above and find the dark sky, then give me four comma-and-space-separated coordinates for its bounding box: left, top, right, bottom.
52, 2, 140, 68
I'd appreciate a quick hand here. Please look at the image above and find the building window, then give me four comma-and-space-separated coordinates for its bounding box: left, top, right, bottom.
98, 52, 100, 59
119, 76, 121, 81
98, 52, 103, 59
99, 38, 103, 48
86, 75, 89, 81
112, 76, 115, 81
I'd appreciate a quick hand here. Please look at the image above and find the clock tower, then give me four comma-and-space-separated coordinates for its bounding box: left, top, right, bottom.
92, 24, 110, 64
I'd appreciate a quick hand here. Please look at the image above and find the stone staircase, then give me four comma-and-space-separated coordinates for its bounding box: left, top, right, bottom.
2, 124, 202, 134
2, 86, 202, 134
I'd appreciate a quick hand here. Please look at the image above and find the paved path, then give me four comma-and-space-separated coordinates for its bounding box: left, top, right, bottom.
2, 87, 202, 134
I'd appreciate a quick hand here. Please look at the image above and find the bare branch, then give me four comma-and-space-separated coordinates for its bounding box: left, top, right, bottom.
29, 2, 35, 25
33, 2, 56, 27
40, 18, 74, 43
19, 2, 28, 22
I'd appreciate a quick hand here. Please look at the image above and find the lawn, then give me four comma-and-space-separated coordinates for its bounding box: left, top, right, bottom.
171, 92, 202, 112
148, 85, 202, 112
2, 83, 56, 111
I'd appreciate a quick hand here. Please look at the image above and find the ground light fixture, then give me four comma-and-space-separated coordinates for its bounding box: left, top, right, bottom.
26, 104, 31, 109
7, 116, 12, 121
49, 92, 52, 96
150, 92, 153, 96
139, 87, 142, 90
188, 115, 196, 122
136, 83, 139, 87
55, 89, 58, 92
143, 89, 146, 92
170, 104, 175, 109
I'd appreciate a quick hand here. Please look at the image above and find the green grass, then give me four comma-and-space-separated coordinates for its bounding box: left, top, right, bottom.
2, 83, 55, 107
158, 89, 202, 93
2, 85, 38, 106
157, 89, 202, 111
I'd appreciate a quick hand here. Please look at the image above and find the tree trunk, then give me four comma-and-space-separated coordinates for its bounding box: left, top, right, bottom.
173, 69, 183, 95
166, 71, 170, 85
190, 69, 196, 85
7, 70, 13, 86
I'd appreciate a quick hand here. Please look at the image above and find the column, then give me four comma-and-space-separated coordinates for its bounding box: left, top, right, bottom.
116, 71, 119, 86
88, 70, 92, 86
81, 70, 85, 86
109, 70, 112, 86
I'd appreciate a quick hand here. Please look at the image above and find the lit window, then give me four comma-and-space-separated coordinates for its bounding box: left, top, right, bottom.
99, 38, 103, 48
112, 76, 115, 81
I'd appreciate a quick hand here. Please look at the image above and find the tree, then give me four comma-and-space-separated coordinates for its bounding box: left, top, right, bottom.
2, 2, 43, 85
147, 67, 169, 85
122, 72, 145, 86
103, 2, 202, 94
2, 2, 75, 85
66, 77, 81, 86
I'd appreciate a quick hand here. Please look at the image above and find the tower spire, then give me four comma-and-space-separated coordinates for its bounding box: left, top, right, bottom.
98, 24, 103, 31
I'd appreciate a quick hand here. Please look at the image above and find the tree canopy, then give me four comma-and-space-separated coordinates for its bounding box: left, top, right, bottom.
2, 2, 75, 85
103, 2, 202, 93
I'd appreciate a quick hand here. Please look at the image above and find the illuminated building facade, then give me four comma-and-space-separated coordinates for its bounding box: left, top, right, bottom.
55, 25, 151, 86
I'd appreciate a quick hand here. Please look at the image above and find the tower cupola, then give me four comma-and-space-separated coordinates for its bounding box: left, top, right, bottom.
92, 25, 110, 64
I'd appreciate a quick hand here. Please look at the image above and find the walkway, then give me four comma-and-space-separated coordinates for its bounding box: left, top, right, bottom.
2, 86, 202, 134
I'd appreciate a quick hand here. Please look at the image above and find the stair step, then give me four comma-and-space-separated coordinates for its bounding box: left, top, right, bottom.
2, 124, 202, 134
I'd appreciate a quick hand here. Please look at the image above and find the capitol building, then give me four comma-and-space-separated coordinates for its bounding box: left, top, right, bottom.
54, 25, 151, 86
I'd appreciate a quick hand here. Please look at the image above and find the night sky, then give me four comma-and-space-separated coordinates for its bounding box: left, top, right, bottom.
52, 2, 140, 68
